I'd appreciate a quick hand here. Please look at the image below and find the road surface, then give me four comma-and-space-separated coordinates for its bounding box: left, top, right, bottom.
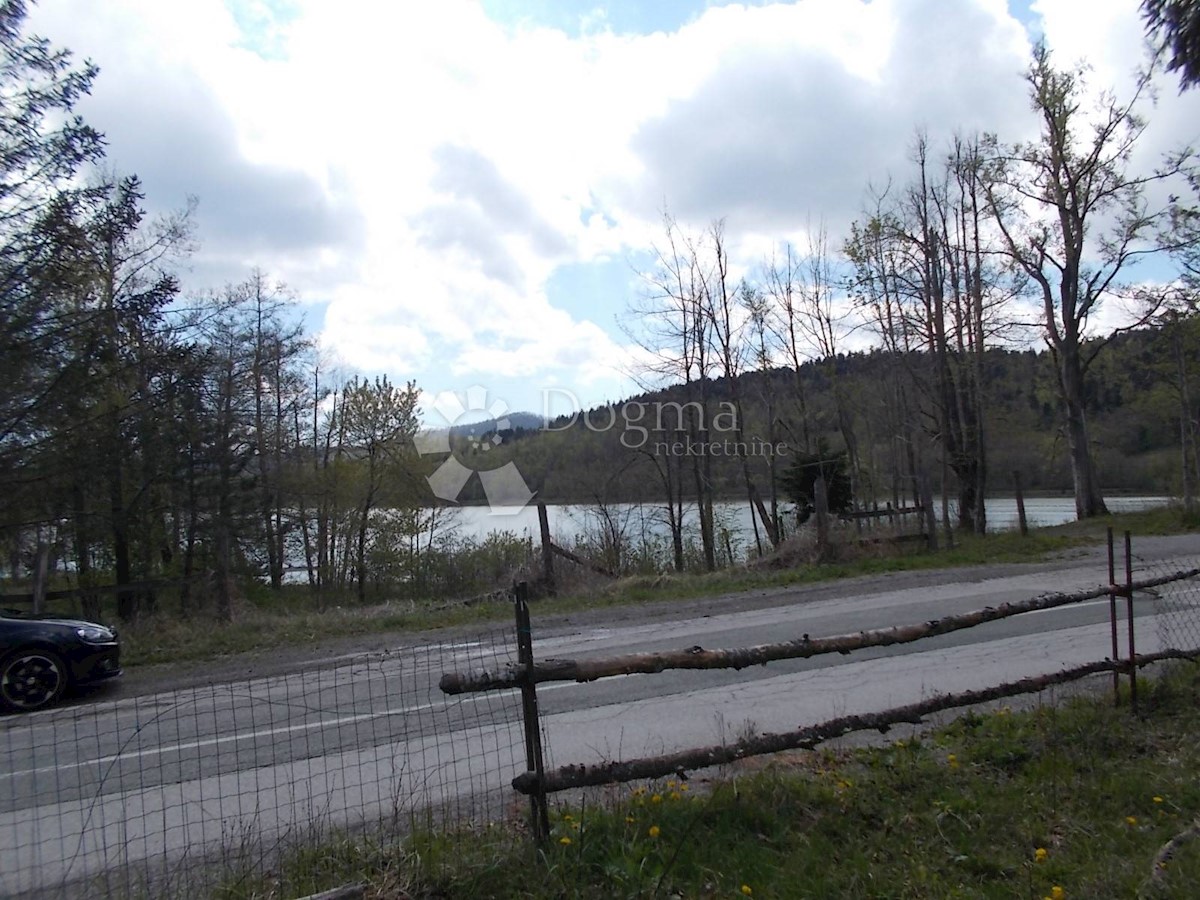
1, 535, 1197, 897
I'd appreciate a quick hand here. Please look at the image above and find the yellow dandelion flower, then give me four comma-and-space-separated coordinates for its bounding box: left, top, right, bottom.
741, 886, 753, 896
648, 825, 661, 838
651, 794, 663, 804
947, 753, 959, 768
1034, 847, 1048, 862
632, 786, 646, 796
1153, 796, 1164, 804
669, 791, 681, 801
559, 836, 572, 846
680, 784, 690, 792
1126, 815, 1138, 826
562, 813, 573, 822
1050, 886, 1065, 900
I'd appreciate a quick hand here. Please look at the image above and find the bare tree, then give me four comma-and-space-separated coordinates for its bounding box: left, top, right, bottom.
849, 135, 1020, 533
742, 282, 783, 542
983, 45, 1190, 518
703, 221, 777, 551
766, 224, 863, 503
626, 213, 719, 571
762, 242, 814, 457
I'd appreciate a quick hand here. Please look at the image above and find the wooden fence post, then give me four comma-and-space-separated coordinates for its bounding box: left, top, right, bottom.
537, 503, 555, 596
918, 471, 938, 552
1013, 470, 1028, 537
814, 477, 829, 558
513, 581, 550, 841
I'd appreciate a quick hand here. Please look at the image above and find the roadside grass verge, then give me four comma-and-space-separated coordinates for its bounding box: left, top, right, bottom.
117, 505, 1195, 668
216, 662, 1200, 899
117, 529, 1080, 667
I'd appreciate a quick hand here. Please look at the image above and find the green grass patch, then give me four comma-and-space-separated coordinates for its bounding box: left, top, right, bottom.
117, 597, 507, 667
218, 663, 1200, 899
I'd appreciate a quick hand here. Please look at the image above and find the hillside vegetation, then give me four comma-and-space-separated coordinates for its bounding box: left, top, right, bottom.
454, 327, 1195, 507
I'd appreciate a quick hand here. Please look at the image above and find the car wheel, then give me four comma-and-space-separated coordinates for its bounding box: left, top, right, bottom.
0, 648, 69, 712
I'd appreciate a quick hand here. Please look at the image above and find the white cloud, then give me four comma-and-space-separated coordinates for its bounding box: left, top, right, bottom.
25, 0, 1200, 411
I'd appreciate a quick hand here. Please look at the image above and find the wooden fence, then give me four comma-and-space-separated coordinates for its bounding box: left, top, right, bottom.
441, 531, 1200, 840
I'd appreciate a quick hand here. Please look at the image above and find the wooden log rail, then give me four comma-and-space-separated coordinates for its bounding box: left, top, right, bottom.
440, 568, 1200, 696
512, 649, 1196, 794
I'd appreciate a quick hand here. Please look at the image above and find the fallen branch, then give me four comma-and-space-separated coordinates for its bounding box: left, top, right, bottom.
550, 542, 617, 578
292, 885, 365, 900
512, 649, 1196, 795
1137, 820, 1195, 897
1137, 816, 1195, 897
441, 568, 1200, 695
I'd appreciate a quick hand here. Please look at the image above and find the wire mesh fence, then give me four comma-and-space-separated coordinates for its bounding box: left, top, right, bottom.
0, 625, 525, 899
1142, 554, 1200, 654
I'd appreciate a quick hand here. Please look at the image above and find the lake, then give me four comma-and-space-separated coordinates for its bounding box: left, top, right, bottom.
443, 495, 1172, 547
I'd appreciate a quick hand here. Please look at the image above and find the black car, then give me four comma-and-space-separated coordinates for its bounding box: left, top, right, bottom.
0, 612, 122, 712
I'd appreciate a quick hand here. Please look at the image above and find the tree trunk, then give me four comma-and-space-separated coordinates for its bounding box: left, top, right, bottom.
1058, 345, 1109, 518
1176, 328, 1196, 514
111, 457, 137, 621
72, 485, 101, 621
687, 398, 715, 572
356, 508, 369, 602
214, 520, 234, 623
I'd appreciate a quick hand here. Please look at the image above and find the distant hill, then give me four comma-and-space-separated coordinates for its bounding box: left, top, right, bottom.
429, 326, 1189, 507
448, 411, 546, 440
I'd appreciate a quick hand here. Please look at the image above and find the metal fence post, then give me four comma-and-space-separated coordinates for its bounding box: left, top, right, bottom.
513, 581, 550, 842
1107, 527, 1121, 705
1125, 531, 1138, 715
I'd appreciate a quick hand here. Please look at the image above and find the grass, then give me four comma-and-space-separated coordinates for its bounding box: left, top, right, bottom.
110, 504, 1198, 668
115, 532, 1080, 668
117, 597, 502, 667
216, 661, 1200, 899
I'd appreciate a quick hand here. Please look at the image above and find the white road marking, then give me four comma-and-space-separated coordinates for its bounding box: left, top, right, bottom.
0, 639, 493, 726
0, 681, 576, 782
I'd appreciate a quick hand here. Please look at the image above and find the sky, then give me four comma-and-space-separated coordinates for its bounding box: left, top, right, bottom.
26, 0, 1200, 426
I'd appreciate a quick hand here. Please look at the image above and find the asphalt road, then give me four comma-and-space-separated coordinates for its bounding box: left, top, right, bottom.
2, 534, 1198, 897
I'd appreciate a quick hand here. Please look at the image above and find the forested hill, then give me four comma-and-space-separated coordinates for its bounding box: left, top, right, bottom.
448, 325, 1191, 507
